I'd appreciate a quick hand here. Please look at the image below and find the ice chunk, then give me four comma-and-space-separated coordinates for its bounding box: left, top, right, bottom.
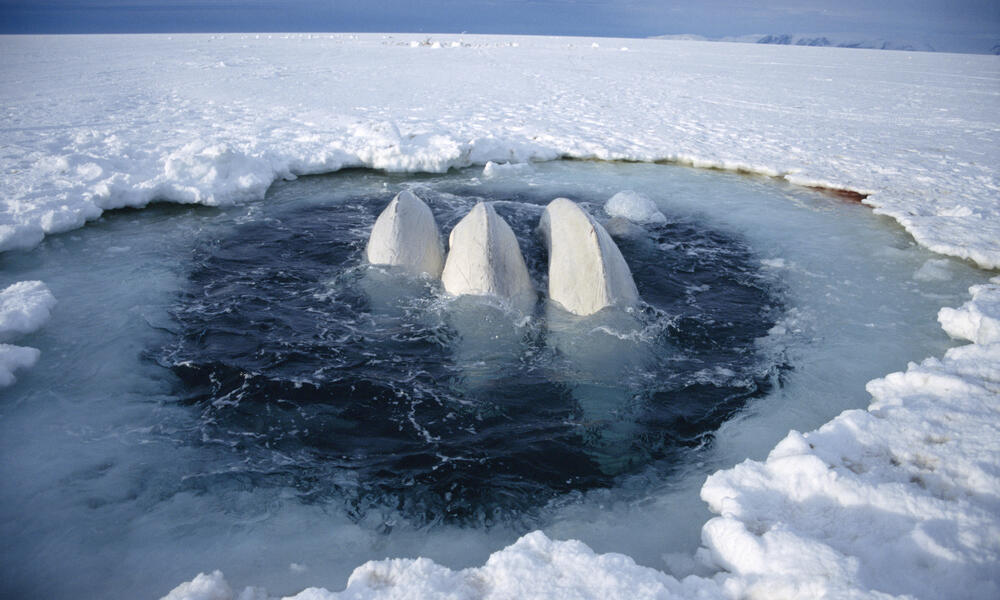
0, 280, 56, 339
441, 202, 535, 310
938, 276, 1000, 345
164, 531, 716, 600
365, 190, 444, 279
160, 570, 265, 600
0, 280, 54, 386
538, 198, 639, 316
913, 258, 953, 282
604, 190, 666, 225
482, 160, 534, 178
0, 343, 40, 387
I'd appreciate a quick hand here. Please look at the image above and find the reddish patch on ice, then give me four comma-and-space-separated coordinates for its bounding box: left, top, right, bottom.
809, 186, 868, 203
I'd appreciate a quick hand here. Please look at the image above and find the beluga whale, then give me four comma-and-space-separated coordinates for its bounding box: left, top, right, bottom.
441, 202, 536, 312
537, 198, 648, 473
538, 197, 639, 316
366, 190, 444, 279
440, 202, 536, 389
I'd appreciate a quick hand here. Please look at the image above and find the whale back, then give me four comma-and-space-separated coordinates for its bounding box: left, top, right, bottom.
538, 197, 639, 316
365, 190, 444, 278
442, 202, 535, 309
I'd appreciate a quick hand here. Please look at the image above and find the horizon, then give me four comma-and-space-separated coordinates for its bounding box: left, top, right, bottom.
1, 1, 997, 54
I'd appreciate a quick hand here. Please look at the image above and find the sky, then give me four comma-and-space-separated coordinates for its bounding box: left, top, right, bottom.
1, 0, 997, 53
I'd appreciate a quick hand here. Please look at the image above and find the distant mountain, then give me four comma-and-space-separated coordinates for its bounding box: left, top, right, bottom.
751, 33, 935, 52
652, 33, 940, 53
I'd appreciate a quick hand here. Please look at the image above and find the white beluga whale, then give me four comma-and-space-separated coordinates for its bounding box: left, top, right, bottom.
441, 202, 536, 389
441, 202, 536, 312
538, 197, 639, 316
537, 197, 648, 473
366, 190, 444, 279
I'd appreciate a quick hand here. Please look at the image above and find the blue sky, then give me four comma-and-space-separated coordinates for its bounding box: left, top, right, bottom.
1, 1, 997, 53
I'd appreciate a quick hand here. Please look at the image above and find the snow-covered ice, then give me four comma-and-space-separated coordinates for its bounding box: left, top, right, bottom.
2, 35, 997, 268
0, 343, 40, 387
0, 280, 56, 338
0, 280, 55, 386
939, 277, 1000, 345
604, 190, 667, 225
0, 33, 998, 600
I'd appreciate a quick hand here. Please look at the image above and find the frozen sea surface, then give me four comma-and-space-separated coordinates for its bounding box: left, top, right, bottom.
0, 161, 987, 599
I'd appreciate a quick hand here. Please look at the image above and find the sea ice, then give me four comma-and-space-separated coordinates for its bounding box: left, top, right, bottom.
0, 280, 56, 339
938, 277, 1000, 345
604, 190, 667, 225
0, 280, 55, 387
482, 161, 534, 178
162, 531, 723, 600
0, 343, 40, 387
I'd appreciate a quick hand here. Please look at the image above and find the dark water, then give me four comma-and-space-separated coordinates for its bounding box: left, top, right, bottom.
159, 184, 784, 526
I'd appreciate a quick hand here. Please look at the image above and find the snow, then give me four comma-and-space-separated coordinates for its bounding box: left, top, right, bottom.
702, 335, 1000, 598
0, 33, 997, 599
163, 531, 722, 600
3, 35, 997, 269
441, 202, 535, 310
604, 190, 667, 225
538, 198, 639, 316
365, 190, 444, 278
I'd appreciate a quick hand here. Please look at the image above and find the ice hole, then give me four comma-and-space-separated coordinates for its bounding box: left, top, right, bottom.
160, 176, 781, 525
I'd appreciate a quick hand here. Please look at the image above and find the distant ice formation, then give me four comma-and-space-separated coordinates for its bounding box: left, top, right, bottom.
441, 202, 535, 310
365, 190, 444, 278
538, 198, 639, 316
